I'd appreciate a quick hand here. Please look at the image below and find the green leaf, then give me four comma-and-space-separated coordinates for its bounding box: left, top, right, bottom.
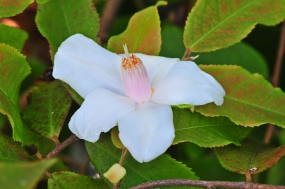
48, 172, 108, 189
107, 2, 166, 55
0, 159, 57, 189
0, 133, 29, 162
0, 24, 28, 51
196, 65, 285, 127
36, 0, 100, 56
184, 0, 285, 52
36, 0, 50, 4
61, 82, 83, 105
86, 133, 199, 189
194, 42, 269, 77
173, 108, 251, 147
215, 138, 285, 174
266, 156, 285, 185
0, 0, 33, 18
0, 43, 40, 144
22, 80, 72, 142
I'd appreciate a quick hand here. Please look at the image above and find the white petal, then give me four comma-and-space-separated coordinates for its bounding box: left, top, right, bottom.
151, 61, 225, 106
53, 34, 125, 98
119, 53, 178, 84
118, 102, 174, 162
69, 88, 135, 142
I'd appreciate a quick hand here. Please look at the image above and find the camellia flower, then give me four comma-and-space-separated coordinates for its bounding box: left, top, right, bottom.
53, 34, 225, 163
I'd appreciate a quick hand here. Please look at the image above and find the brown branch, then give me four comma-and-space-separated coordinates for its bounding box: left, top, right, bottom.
45, 134, 79, 159
182, 48, 191, 60
264, 21, 285, 144
129, 179, 285, 189
97, 0, 123, 43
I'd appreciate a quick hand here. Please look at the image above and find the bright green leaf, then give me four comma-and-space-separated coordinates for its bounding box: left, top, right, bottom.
0, 43, 40, 144
48, 171, 108, 189
194, 42, 269, 77
36, 0, 100, 57
36, 0, 50, 4
86, 133, 199, 189
196, 65, 285, 127
0, 159, 57, 189
107, 2, 165, 55
173, 108, 251, 147
22, 80, 72, 142
0, 133, 29, 162
184, 0, 285, 52
0, 0, 33, 18
0, 24, 28, 51
215, 138, 285, 174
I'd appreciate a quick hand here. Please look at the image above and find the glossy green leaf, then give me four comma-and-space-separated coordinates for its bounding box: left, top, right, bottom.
0, 134, 29, 162
173, 108, 251, 147
215, 138, 285, 174
22, 80, 72, 142
184, 0, 285, 52
0, 43, 40, 144
194, 42, 269, 77
48, 172, 108, 189
196, 65, 285, 127
0, 24, 28, 51
107, 2, 167, 55
86, 133, 199, 189
36, 0, 100, 56
0, 0, 33, 18
0, 159, 57, 189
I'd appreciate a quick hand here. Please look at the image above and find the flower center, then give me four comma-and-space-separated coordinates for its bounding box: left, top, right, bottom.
121, 44, 151, 104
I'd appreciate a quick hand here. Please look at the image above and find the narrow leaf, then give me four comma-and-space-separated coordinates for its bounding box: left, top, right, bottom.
196, 65, 285, 127
36, 0, 100, 56
173, 108, 251, 147
184, 0, 285, 52
48, 172, 108, 189
85, 133, 199, 189
107, 2, 166, 55
215, 138, 285, 174
0, 24, 28, 51
22, 80, 72, 142
0, 0, 33, 18
0, 159, 57, 189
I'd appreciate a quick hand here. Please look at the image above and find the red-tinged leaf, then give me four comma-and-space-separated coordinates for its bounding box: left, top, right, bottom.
107, 1, 167, 55
0, 0, 33, 18
196, 65, 285, 127
173, 108, 251, 147
36, 0, 100, 57
0, 43, 40, 144
215, 138, 285, 174
22, 80, 72, 143
184, 0, 285, 52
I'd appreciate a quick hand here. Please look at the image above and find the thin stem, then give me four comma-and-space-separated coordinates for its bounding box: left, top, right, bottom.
45, 134, 79, 159
245, 172, 252, 182
264, 21, 285, 144
113, 148, 129, 189
129, 179, 285, 189
182, 48, 191, 60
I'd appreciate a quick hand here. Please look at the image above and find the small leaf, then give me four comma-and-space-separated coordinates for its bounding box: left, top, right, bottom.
85, 133, 199, 189
0, 134, 29, 162
196, 65, 285, 127
215, 138, 285, 174
0, 0, 33, 18
184, 0, 285, 52
36, 0, 100, 56
0, 159, 57, 189
48, 171, 108, 189
22, 80, 72, 142
173, 108, 251, 147
0, 43, 40, 144
0, 24, 28, 51
107, 2, 165, 55
194, 42, 269, 77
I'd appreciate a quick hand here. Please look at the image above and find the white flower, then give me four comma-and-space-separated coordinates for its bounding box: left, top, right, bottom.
53, 34, 225, 163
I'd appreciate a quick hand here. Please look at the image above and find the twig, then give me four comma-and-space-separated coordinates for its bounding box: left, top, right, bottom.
113, 148, 129, 189
45, 134, 79, 159
182, 48, 191, 59
97, 0, 123, 43
129, 179, 285, 189
264, 21, 285, 144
